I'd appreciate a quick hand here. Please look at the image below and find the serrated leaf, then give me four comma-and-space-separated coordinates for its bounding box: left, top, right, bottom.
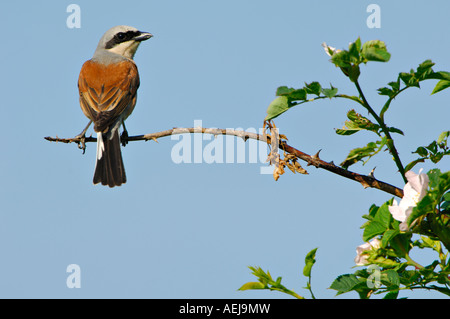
340, 138, 387, 169
276, 86, 295, 96
374, 201, 393, 227
361, 40, 391, 62
381, 269, 400, 287
388, 80, 400, 91
305, 81, 322, 96
378, 87, 395, 97
336, 110, 381, 136
331, 50, 352, 68
329, 274, 362, 295
289, 88, 308, 101
415, 59, 435, 80
399, 72, 418, 87
363, 221, 386, 242
276, 87, 308, 101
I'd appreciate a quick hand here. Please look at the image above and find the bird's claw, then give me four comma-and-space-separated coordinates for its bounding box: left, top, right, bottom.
75, 134, 87, 154
121, 130, 129, 147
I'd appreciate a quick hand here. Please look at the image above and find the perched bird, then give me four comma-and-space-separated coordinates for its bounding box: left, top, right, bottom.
77, 25, 152, 187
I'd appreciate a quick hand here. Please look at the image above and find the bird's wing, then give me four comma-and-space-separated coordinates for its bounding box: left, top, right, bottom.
78, 59, 140, 133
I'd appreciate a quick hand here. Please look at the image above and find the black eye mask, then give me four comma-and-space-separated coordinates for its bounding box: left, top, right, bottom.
105, 30, 141, 49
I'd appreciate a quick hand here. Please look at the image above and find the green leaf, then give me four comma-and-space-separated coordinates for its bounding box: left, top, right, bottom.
387, 126, 404, 135
276, 86, 308, 101
424, 71, 450, 81
399, 72, 418, 87
303, 248, 318, 277
425, 140, 438, 154
289, 88, 308, 101
363, 201, 393, 242
331, 50, 353, 68
322, 86, 338, 98
415, 60, 435, 80
420, 236, 442, 253
265, 96, 290, 121
389, 233, 412, 257
348, 39, 361, 61
275, 86, 295, 96
404, 158, 425, 173
335, 110, 381, 136
428, 285, 450, 297
378, 87, 395, 97
340, 138, 387, 169
375, 201, 393, 228
413, 146, 429, 157
335, 128, 359, 136
383, 291, 399, 299
381, 269, 400, 287
381, 229, 399, 248
407, 195, 434, 227
363, 221, 386, 242
431, 80, 450, 94
329, 274, 363, 295
305, 81, 322, 96
388, 79, 400, 91
238, 281, 266, 291
361, 40, 391, 62
437, 131, 449, 144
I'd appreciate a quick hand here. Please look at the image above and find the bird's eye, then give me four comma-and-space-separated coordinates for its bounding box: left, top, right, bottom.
116, 32, 125, 40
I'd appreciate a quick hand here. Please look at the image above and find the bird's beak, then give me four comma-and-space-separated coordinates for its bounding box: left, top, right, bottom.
135, 32, 153, 41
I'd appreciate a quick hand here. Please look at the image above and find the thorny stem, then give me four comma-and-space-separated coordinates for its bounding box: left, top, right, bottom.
354, 81, 407, 183
44, 127, 404, 198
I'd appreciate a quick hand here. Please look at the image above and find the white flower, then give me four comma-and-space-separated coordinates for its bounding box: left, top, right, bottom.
321, 42, 341, 56
354, 238, 381, 266
388, 169, 429, 231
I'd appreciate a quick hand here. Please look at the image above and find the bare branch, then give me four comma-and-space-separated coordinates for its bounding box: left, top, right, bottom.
44, 127, 404, 198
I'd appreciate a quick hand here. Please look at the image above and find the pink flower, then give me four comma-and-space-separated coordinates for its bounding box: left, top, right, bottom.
354, 238, 381, 266
388, 169, 429, 231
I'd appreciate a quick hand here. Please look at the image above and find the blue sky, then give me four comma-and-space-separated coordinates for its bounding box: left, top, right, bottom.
0, 1, 448, 298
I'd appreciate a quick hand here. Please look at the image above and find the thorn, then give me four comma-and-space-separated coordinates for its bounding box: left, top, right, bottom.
312, 149, 322, 160
369, 167, 376, 178
307, 149, 322, 168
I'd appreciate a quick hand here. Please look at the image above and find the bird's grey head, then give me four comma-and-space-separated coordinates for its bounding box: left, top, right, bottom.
93, 25, 152, 61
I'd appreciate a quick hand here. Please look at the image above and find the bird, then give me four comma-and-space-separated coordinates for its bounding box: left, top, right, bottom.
77, 25, 152, 187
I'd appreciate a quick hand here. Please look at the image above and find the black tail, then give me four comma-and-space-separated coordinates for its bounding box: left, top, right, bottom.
93, 130, 126, 187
